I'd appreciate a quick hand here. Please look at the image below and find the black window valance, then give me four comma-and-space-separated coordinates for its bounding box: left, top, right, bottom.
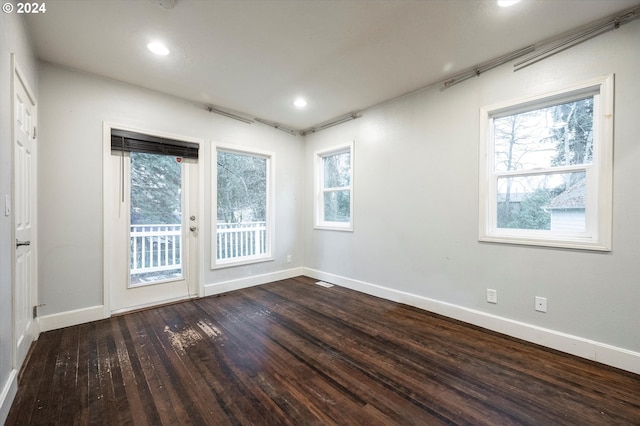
111, 129, 199, 159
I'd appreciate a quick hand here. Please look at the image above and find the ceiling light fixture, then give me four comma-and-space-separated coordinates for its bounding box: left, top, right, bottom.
497, 0, 521, 7
147, 41, 170, 56
293, 98, 308, 108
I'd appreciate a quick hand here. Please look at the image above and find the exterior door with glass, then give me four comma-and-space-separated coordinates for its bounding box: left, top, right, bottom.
107, 130, 199, 313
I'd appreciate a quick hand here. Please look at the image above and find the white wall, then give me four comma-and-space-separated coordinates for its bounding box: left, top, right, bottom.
0, 3, 38, 421
303, 20, 640, 369
37, 63, 303, 318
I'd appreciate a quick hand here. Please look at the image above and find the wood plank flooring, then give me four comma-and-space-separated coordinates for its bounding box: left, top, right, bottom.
6, 276, 640, 425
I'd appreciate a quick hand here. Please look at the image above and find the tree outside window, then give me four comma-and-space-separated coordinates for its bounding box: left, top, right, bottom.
493, 97, 592, 232
479, 75, 613, 251
315, 143, 354, 231
214, 148, 273, 266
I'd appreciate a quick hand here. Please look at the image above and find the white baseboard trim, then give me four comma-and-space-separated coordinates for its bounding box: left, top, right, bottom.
204, 267, 304, 297
38, 305, 106, 333
0, 369, 18, 425
303, 268, 640, 375
35, 268, 305, 332
110, 295, 199, 316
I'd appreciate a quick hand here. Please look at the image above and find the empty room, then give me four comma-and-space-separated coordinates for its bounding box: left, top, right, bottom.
1, 0, 639, 424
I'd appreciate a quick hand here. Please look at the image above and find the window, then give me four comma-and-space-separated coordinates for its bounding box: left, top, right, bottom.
315, 142, 354, 231
129, 152, 183, 286
479, 75, 613, 251
213, 147, 273, 267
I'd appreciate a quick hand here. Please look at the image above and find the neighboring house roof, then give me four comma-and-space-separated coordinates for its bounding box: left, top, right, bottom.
547, 179, 586, 210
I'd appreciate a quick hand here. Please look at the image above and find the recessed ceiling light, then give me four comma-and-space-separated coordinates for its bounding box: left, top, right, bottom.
293, 98, 308, 108
497, 0, 521, 7
147, 41, 170, 56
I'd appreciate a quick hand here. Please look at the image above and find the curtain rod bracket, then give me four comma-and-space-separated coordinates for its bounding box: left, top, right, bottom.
254, 118, 298, 136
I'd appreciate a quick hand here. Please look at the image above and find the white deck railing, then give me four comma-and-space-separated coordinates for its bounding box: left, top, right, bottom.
216, 221, 267, 261
130, 221, 268, 275
130, 224, 182, 275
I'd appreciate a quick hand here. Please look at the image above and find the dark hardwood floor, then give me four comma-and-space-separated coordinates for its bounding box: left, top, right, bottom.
6, 276, 640, 425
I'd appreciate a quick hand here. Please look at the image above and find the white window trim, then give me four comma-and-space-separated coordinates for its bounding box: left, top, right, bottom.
212, 144, 275, 269
314, 141, 354, 231
478, 74, 614, 251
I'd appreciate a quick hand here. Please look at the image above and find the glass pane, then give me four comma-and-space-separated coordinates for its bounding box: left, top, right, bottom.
216, 151, 268, 261
324, 190, 350, 223
130, 152, 183, 285
494, 97, 594, 172
323, 151, 351, 188
497, 172, 586, 231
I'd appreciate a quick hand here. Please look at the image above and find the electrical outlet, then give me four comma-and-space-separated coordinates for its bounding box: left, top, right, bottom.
286, 254, 292, 263
535, 296, 547, 312
487, 289, 497, 304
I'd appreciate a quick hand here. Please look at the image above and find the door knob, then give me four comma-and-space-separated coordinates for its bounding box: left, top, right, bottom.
16, 239, 31, 247
189, 226, 197, 232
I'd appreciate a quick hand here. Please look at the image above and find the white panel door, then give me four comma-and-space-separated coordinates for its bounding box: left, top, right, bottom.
13, 63, 37, 369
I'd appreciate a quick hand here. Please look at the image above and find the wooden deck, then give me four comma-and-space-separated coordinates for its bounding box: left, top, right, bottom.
7, 276, 640, 425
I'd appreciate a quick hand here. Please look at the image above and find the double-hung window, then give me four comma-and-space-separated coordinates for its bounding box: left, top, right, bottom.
315, 142, 354, 231
479, 75, 613, 250
213, 146, 274, 267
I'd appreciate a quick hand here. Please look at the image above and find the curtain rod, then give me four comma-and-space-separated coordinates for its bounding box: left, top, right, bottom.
254, 118, 297, 136
514, 5, 640, 71
206, 105, 254, 124
300, 113, 362, 136
441, 4, 640, 89
442, 45, 535, 89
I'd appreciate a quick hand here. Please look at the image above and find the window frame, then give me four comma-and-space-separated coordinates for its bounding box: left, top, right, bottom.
212, 144, 275, 269
478, 75, 613, 251
314, 142, 354, 231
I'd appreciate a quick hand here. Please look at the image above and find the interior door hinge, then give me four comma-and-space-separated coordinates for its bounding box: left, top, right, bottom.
33, 304, 45, 319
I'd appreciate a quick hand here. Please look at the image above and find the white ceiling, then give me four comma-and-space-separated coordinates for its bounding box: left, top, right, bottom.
25, 0, 638, 131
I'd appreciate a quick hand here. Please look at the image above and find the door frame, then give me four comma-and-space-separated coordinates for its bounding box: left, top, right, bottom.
102, 122, 204, 316
11, 55, 39, 367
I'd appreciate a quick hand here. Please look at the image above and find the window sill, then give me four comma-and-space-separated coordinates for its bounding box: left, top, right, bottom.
314, 223, 353, 232
479, 233, 611, 252
212, 255, 274, 270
